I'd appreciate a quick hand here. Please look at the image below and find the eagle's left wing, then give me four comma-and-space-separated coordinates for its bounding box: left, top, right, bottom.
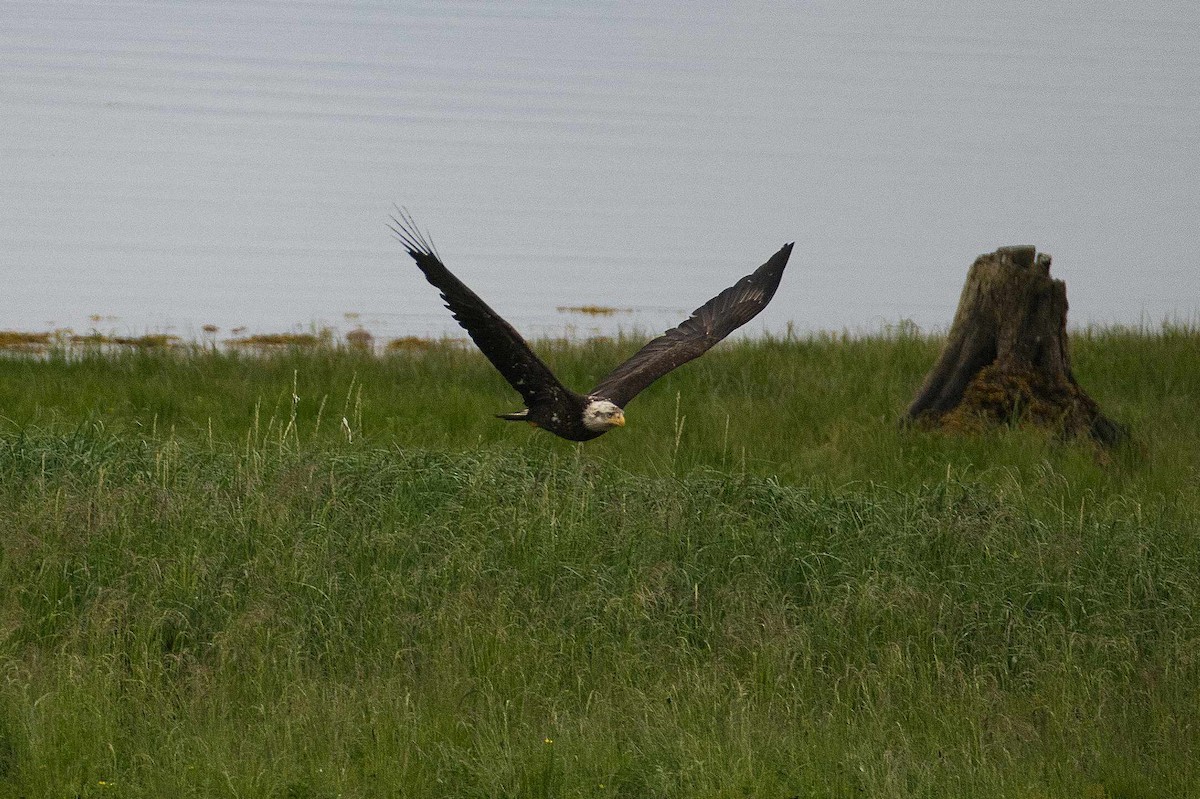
588, 242, 794, 408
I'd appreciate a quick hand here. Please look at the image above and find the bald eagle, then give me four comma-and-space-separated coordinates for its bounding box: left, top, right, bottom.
390, 210, 793, 441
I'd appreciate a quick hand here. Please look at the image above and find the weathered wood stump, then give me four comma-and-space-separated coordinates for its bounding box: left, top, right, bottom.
905, 245, 1125, 447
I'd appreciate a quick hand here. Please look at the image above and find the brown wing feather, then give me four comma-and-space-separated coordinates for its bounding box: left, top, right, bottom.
388, 210, 570, 408
589, 242, 794, 408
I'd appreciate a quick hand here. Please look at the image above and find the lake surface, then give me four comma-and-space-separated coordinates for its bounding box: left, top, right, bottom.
3, 1, 1198, 341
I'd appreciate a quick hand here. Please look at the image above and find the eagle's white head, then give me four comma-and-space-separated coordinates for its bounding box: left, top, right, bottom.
582, 399, 626, 432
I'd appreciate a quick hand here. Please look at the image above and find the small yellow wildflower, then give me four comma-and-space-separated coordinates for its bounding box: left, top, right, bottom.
543, 737, 554, 745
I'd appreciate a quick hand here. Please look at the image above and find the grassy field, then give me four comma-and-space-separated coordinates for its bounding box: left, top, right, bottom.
0, 326, 1197, 798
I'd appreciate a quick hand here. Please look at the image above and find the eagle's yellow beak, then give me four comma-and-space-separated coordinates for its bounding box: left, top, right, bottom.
614, 412, 626, 427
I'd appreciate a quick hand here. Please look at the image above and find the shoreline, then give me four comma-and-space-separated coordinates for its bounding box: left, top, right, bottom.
1, 319, 1197, 357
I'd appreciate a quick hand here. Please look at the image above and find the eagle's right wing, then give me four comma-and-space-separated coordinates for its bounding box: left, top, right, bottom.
389, 209, 570, 408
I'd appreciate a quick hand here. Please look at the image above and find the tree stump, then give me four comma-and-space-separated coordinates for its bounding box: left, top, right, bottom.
905, 245, 1125, 447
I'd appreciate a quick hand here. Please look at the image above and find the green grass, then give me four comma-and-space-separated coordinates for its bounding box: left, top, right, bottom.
0, 326, 1198, 797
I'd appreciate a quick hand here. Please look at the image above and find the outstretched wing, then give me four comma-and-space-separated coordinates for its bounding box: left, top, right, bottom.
589, 242, 794, 408
388, 209, 571, 408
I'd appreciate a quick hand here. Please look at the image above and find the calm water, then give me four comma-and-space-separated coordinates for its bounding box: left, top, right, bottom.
2, 2, 1198, 341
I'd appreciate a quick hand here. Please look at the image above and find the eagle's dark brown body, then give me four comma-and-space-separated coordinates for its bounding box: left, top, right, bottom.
516, 394, 603, 442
